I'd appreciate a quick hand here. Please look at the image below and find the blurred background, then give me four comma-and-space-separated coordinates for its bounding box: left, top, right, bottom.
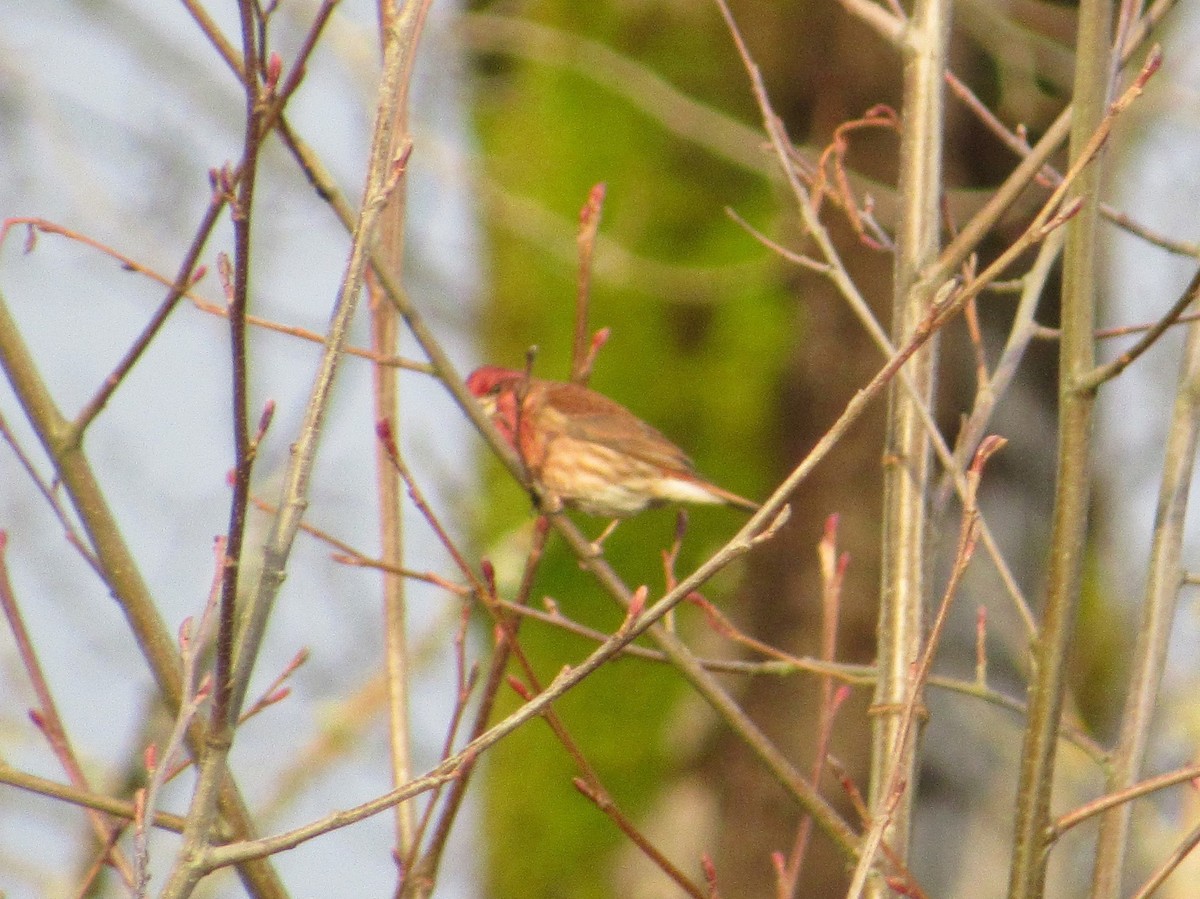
2, 1, 1200, 896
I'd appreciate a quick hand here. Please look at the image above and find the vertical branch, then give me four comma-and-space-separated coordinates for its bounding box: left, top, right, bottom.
213, 0, 264, 737
1090, 271, 1200, 897
370, 0, 433, 863
169, 1, 268, 889
870, 0, 950, 879
225, 0, 424, 750
159, 4, 427, 897
1007, 0, 1114, 895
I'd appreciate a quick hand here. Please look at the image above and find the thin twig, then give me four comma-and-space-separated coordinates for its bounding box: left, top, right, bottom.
1053, 762, 1200, 838
572, 183, 606, 383
134, 538, 223, 893
780, 516, 849, 897
846, 438, 1003, 898
376, 425, 703, 896
936, 228, 1065, 505
1129, 819, 1200, 899
68, 0, 341, 441
1078, 265, 1200, 391
574, 777, 709, 899
168, 2, 267, 885
716, 0, 1040, 638
0, 534, 137, 890
404, 517, 551, 892
1089, 269, 1200, 893
0, 408, 101, 575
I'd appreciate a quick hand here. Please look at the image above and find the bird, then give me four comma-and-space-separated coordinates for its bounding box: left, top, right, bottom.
465, 365, 759, 519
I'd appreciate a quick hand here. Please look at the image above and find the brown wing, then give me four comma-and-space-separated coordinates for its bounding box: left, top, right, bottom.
541, 382, 699, 474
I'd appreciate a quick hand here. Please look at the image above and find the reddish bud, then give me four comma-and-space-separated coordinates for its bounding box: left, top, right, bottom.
589, 326, 610, 354
627, 585, 647, 620
837, 551, 851, 578
580, 182, 606, 225
701, 854, 719, 890
824, 513, 840, 541
571, 776, 592, 796
770, 850, 786, 876
255, 400, 276, 442
266, 53, 283, 89
264, 686, 290, 706
507, 675, 532, 700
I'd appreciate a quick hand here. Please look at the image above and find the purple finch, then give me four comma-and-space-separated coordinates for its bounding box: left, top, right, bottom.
466, 366, 759, 518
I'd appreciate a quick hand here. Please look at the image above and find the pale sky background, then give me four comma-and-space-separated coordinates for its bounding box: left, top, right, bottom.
2, 2, 1200, 897
1, 1, 480, 896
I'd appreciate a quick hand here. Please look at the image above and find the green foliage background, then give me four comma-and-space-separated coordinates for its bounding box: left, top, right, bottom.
465, 3, 794, 895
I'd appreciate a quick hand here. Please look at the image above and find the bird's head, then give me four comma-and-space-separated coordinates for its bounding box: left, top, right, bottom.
465, 366, 528, 446
465, 365, 523, 401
